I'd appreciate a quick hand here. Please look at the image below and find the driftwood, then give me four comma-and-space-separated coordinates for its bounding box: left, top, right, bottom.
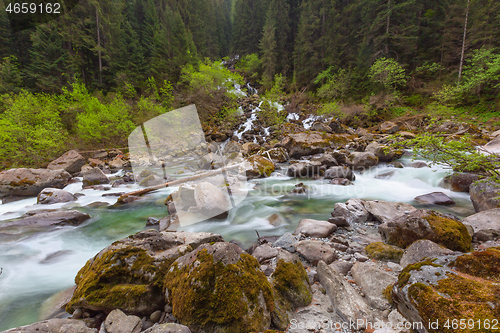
117, 164, 241, 202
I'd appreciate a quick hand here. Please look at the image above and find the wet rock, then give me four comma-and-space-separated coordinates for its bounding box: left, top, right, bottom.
324, 166, 355, 180
241, 142, 260, 155
462, 208, 500, 242
469, 178, 500, 212
198, 153, 224, 170
351, 262, 397, 310
0, 168, 72, 197
317, 261, 373, 326
400, 239, 457, 268
348, 152, 379, 170
222, 140, 242, 155
311, 122, 332, 133
378, 209, 472, 252
329, 178, 352, 185
244, 155, 275, 178
88, 158, 105, 168
483, 134, 500, 154
281, 132, 349, 158
295, 240, 338, 265
164, 242, 274, 333
194, 182, 231, 216
252, 243, 279, 263
311, 153, 338, 167
331, 198, 369, 225
257, 147, 289, 163
266, 213, 286, 226
365, 142, 402, 163
387, 161, 404, 168
47, 150, 86, 174
0, 319, 97, 333
0, 210, 90, 229
82, 167, 109, 187
294, 219, 337, 238
329, 261, 353, 276
363, 200, 417, 224
147, 217, 160, 226
37, 188, 77, 205
109, 157, 123, 170
287, 160, 323, 178
379, 121, 399, 134
409, 161, 428, 168
328, 119, 346, 133
143, 323, 192, 333
105, 309, 142, 333
442, 173, 480, 192
365, 242, 403, 262
273, 232, 298, 253
414, 192, 455, 205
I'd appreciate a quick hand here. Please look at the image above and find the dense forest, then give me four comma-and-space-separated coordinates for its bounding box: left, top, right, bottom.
0, 0, 499, 168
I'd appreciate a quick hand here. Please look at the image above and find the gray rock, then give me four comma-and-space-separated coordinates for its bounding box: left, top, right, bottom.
257, 147, 289, 163
287, 161, 323, 178
0, 210, 91, 229
105, 309, 142, 333
328, 216, 350, 227
363, 200, 417, 224
317, 261, 373, 327
348, 152, 379, 170
0, 168, 72, 197
311, 153, 338, 167
273, 232, 298, 253
198, 152, 224, 169
82, 167, 109, 187
295, 240, 338, 265
37, 188, 77, 205
414, 192, 455, 205
324, 166, 355, 180
329, 261, 353, 276
147, 217, 160, 226
143, 323, 192, 333
311, 122, 332, 133
109, 157, 123, 170
329, 178, 352, 185
351, 262, 397, 310
469, 178, 500, 212
252, 243, 278, 263
294, 219, 337, 238
149, 310, 162, 323
0, 319, 97, 333
194, 182, 231, 215
379, 121, 399, 134
222, 140, 242, 155
365, 142, 401, 163
483, 135, 500, 154
462, 208, 500, 241
409, 162, 428, 168
331, 198, 369, 225
47, 150, 86, 174
442, 173, 480, 192
400, 240, 457, 268
354, 253, 369, 262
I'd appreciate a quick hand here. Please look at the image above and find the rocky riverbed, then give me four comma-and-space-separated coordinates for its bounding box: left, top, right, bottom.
0, 97, 499, 333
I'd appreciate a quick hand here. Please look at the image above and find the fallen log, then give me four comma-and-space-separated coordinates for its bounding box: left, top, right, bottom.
117, 164, 241, 203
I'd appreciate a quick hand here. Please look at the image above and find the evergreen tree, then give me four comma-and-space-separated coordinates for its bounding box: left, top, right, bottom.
260, 11, 277, 89
232, 0, 269, 55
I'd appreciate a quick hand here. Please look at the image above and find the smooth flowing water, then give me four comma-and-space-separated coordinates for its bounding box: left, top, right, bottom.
0, 155, 474, 330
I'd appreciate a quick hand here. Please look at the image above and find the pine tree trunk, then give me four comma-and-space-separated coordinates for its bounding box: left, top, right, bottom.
458, 0, 470, 85
386, 0, 391, 55
96, 7, 102, 85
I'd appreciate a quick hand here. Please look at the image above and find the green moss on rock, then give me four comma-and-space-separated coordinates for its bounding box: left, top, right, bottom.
424, 212, 472, 252
451, 248, 500, 282
365, 242, 404, 261
165, 248, 275, 333
272, 259, 312, 308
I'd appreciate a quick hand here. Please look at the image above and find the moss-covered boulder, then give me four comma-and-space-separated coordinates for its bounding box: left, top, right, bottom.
66, 230, 223, 316
165, 242, 275, 333
365, 242, 403, 262
378, 209, 472, 252
392, 249, 500, 333
269, 251, 312, 330
244, 155, 275, 178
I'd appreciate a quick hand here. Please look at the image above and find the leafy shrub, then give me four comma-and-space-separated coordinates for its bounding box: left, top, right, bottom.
314, 67, 351, 100
235, 54, 262, 81
461, 47, 500, 96
317, 101, 341, 117
369, 58, 407, 92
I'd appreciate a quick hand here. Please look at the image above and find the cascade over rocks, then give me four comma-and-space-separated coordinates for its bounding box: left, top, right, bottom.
378, 209, 472, 252
0, 168, 72, 197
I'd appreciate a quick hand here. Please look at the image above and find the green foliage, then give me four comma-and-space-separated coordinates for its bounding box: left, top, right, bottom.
394, 134, 500, 178
316, 101, 341, 117
259, 101, 287, 128
369, 58, 407, 92
180, 60, 244, 98
461, 47, 500, 96
264, 73, 286, 103
314, 67, 351, 100
0, 91, 67, 167
236, 54, 262, 81
0, 56, 22, 94
64, 83, 135, 146
413, 62, 444, 80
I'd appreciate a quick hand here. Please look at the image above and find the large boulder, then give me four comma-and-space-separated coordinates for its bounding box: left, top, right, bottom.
392, 248, 500, 333
257, 147, 289, 163
244, 155, 275, 178
0, 168, 71, 197
287, 161, 323, 178
164, 242, 275, 333
294, 219, 337, 238
47, 150, 86, 174
37, 188, 77, 205
194, 182, 232, 217
379, 121, 399, 134
324, 166, 355, 181
365, 142, 402, 163
198, 153, 225, 170
400, 240, 458, 268
469, 179, 500, 212
82, 168, 110, 187
348, 152, 379, 170
414, 192, 455, 206
331, 198, 369, 225
363, 200, 417, 224
281, 132, 350, 158
0, 319, 97, 333
483, 135, 500, 154
378, 209, 472, 252
462, 208, 500, 241
0, 210, 90, 230
67, 230, 223, 316
442, 173, 480, 192
351, 262, 397, 310
295, 240, 338, 265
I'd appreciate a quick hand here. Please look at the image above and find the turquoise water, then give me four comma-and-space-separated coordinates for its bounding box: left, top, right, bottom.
0, 156, 475, 330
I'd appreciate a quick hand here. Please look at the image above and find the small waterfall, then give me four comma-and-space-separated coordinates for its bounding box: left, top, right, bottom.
235, 101, 262, 141
246, 83, 258, 95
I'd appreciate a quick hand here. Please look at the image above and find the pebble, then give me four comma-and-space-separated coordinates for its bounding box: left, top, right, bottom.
354, 253, 369, 262
150, 310, 162, 323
